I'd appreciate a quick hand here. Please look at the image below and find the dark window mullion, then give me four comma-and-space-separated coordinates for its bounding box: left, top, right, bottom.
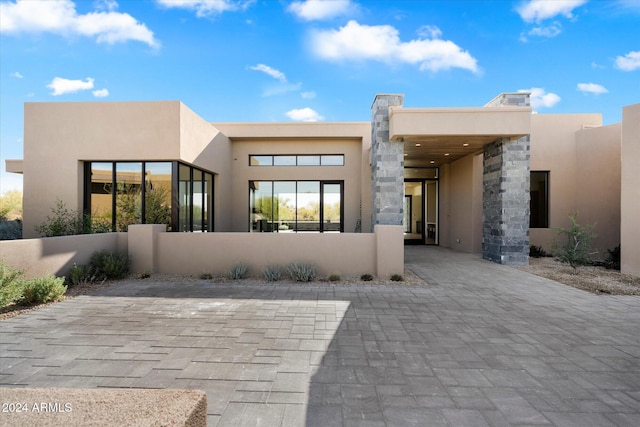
111, 162, 116, 232
141, 162, 146, 224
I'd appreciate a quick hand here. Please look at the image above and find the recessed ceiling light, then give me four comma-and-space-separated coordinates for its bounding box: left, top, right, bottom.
404, 153, 408, 156
415, 143, 421, 147
430, 160, 435, 164
444, 153, 450, 156
463, 143, 469, 147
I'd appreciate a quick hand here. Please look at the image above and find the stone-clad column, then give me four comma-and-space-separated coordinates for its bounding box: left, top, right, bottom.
370, 94, 404, 230
482, 136, 530, 265
482, 92, 531, 265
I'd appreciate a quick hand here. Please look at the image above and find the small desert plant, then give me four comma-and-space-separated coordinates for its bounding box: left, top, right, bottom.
1, 260, 25, 306
89, 250, 130, 280
287, 262, 317, 282
199, 273, 213, 280
139, 272, 151, 279
229, 263, 249, 280
529, 245, 551, 258
552, 212, 596, 270
20, 276, 66, 305
328, 274, 341, 282
66, 263, 101, 287
390, 274, 404, 282
263, 265, 281, 282
360, 273, 373, 282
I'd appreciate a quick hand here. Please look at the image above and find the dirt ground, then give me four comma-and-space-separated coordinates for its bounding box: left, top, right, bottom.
518, 257, 640, 296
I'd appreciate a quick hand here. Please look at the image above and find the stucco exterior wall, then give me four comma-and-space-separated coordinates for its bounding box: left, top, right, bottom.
442, 153, 482, 253
575, 123, 621, 257
22, 101, 183, 238
529, 113, 602, 251
228, 138, 365, 233
0, 232, 127, 279
621, 104, 640, 277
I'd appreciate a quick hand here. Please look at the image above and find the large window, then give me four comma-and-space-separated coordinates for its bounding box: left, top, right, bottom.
530, 171, 549, 228
85, 161, 213, 232
249, 181, 343, 233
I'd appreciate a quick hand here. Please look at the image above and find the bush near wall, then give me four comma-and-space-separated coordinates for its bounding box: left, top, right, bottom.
1, 260, 67, 307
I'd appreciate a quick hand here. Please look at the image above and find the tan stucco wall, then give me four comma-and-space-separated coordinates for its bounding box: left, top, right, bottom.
529, 113, 602, 251
575, 123, 621, 257
440, 153, 482, 253
0, 232, 127, 279
389, 107, 531, 140
21, 101, 233, 237
621, 104, 640, 277
227, 137, 366, 233
155, 231, 376, 277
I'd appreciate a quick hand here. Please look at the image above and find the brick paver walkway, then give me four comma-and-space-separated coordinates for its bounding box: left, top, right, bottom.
1, 247, 639, 426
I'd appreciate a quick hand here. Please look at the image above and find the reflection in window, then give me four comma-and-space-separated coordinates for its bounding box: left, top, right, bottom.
530, 171, 549, 228
249, 181, 343, 233
144, 162, 172, 231
273, 156, 296, 166
85, 161, 213, 233
297, 156, 320, 166
115, 162, 142, 232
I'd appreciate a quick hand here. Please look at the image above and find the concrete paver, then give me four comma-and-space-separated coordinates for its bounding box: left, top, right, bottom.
1, 246, 639, 426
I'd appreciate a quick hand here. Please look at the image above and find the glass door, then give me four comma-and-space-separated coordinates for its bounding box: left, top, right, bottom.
403, 181, 423, 244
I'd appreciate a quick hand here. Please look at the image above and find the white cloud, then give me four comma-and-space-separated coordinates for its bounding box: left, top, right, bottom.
288, 0, 356, 21
527, 22, 562, 38
47, 77, 94, 96
516, 0, 587, 23
285, 107, 324, 122
615, 50, 640, 71
94, 0, 118, 12
301, 91, 316, 99
92, 88, 110, 97
417, 25, 442, 39
0, 0, 158, 48
311, 20, 478, 73
519, 87, 561, 109
11, 71, 23, 78
577, 82, 608, 94
156, 0, 251, 18
249, 64, 287, 82
591, 61, 605, 69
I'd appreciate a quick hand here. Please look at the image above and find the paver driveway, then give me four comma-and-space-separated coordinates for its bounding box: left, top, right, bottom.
1, 247, 639, 426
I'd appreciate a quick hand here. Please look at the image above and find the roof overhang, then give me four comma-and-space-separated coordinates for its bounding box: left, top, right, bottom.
389, 107, 531, 166
5, 159, 23, 174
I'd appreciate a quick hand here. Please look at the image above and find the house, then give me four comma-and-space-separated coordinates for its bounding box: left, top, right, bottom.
6, 93, 639, 276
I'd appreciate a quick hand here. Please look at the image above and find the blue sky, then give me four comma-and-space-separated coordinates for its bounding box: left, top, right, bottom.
1, 0, 639, 194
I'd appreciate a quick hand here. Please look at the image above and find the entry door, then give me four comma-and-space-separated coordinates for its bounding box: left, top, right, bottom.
404, 180, 438, 245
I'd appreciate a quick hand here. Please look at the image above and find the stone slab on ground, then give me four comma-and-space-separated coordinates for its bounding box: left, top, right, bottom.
0, 388, 206, 427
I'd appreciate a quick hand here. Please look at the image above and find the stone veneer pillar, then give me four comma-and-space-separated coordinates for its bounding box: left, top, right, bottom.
482, 137, 530, 265
370, 94, 405, 230
482, 93, 531, 265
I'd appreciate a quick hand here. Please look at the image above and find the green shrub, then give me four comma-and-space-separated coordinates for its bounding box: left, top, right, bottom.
390, 274, 404, 282
287, 262, 317, 282
35, 200, 112, 236
328, 274, 341, 282
263, 265, 281, 282
66, 263, 101, 287
199, 273, 213, 280
552, 212, 596, 270
360, 274, 373, 282
229, 263, 249, 280
89, 250, 130, 280
20, 276, 66, 305
0, 220, 22, 240
1, 260, 25, 306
